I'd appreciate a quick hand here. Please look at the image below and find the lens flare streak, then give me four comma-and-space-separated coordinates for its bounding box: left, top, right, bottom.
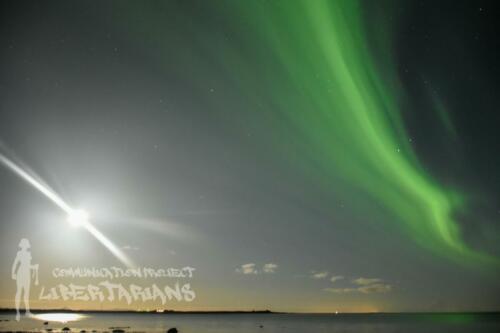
0, 152, 133, 267
0, 153, 71, 213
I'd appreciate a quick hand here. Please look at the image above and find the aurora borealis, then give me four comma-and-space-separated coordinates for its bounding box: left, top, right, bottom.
1, 0, 499, 313
223, 0, 483, 262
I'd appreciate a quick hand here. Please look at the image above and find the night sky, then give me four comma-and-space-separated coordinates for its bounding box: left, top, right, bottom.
0, 0, 499, 312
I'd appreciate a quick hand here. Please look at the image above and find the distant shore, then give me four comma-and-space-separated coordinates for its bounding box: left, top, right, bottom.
1, 308, 499, 315
0, 308, 276, 314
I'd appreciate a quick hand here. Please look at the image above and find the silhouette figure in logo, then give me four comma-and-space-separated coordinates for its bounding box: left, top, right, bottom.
11, 238, 38, 321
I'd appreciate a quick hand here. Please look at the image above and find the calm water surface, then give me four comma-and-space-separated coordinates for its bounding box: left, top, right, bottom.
1, 312, 499, 332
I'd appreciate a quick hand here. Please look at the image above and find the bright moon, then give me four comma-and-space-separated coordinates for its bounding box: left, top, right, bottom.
67, 209, 89, 227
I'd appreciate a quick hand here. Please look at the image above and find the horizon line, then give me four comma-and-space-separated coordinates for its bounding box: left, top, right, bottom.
0, 308, 499, 315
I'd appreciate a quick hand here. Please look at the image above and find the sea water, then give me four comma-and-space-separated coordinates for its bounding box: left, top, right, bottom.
1, 312, 499, 332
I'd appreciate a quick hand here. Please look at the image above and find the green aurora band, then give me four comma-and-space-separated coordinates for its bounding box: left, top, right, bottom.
111, 0, 498, 265
224, 0, 497, 264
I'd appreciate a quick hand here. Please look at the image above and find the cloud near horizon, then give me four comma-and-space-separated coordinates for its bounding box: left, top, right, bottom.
352, 277, 382, 285
324, 287, 357, 293
310, 271, 344, 282
324, 283, 391, 294
330, 275, 344, 283
325, 276, 391, 294
358, 283, 392, 293
310, 271, 329, 279
263, 263, 278, 273
236, 263, 278, 275
236, 263, 258, 275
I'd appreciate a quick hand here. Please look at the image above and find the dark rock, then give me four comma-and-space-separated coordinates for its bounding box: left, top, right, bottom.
111, 330, 125, 333
44, 321, 49, 325
62, 327, 71, 331
167, 328, 178, 333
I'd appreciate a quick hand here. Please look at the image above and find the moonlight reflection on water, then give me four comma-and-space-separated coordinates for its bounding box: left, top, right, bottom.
33, 313, 86, 323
